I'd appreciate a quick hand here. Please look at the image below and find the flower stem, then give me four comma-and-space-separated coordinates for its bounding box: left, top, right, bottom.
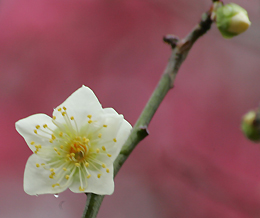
82, 5, 213, 218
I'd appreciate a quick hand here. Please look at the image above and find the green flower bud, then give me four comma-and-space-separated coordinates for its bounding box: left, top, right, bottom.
216, 3, 251, 38
241, 110, 260, 142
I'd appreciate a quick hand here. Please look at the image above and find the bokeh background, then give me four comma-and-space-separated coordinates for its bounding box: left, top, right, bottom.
1, 0, 260, 217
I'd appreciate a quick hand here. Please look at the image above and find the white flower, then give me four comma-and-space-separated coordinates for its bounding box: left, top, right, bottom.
15, 86, 132, 195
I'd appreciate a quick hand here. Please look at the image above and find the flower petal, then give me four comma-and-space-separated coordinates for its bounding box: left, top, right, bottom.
24, 154, 68, 195
69, 164, 114, 195
15, 114, 55, 152
53, 86, 103, 128
96, 114, 132, 162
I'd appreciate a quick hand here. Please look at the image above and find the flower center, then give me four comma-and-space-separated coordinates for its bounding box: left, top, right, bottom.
69, 138, 89, 162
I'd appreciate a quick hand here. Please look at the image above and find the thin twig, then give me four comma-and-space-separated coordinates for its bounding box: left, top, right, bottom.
82, 5, 213, 218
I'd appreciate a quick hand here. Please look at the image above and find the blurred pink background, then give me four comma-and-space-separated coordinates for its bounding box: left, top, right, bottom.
1, 0, 260, 217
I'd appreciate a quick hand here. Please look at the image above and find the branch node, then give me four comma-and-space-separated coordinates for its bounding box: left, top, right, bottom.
163, 35, 179, 49
138, 125, 149, 137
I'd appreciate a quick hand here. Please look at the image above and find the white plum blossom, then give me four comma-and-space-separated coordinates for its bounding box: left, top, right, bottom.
16, 86, 132, 195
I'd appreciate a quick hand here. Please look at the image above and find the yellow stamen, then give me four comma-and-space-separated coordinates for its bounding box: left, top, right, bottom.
88, 120, 92, 124
113, 138, 117, 142
87, 175, 91, 178
79, 187, 85, 191
63, 167, 67, 171
36, 125, 40, 129
107, 154, 112, 157
43, 124, 47, 128
103, 124, 107, 127
102, 146, 106, 151
85, 162, 89, 167
36, 163, 40, 167
96, 148, 100, 153
102, 164, 106, 168
65, 175, 70, 180
75, 163, 80, 167
98, 133, 102, 138
97, 174, 101, 178
30, 141, 35, 145
106, 168, 110, 173
87, 115, 92, 119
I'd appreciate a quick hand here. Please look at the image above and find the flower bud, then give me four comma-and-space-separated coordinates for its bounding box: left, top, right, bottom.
216, 3, 251, 38
241, 110, 260, 142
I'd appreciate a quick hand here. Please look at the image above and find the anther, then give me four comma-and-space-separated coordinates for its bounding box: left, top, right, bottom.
75, 163, 80, 167
65, 175, 70, 180
97, 174, 101, 178
62, 112, 66, 116
96, 148, 100, 153
85, 162, 89, 167
59, 132, 63, 137
102, 146, 106, 151
60, 145, 64, 149
113, 138, 117, 142
36, 125, 40, 129
103, 124, 107, 128
87, 175, 91, 178
49, 175, 54, 179
30, 141, 35, 145
107, 154, 112, 157
43, 124, 47, 128
87, 115, 92, 119
53, 116, 56, 120
50, 168, 55, 172
36, 163, 40, 167
88, 120, 92, 124
98, 133, 102, 138
106, 168, 110, 173
54, 147, 58, 152
70, 116, 74, 120
52, 134, 56, 140
38, 145, 42, 148
102, 164, 106, 168
34, 130, 37, 134
49, 139, 53, 143
58, 108, 62, 111
63, 167, 67, 171
71, 153, 75, 157
79, 187, 85, 191
83, 137, 89, 143
63, 106, 67, 110
57, 152, 61, 155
